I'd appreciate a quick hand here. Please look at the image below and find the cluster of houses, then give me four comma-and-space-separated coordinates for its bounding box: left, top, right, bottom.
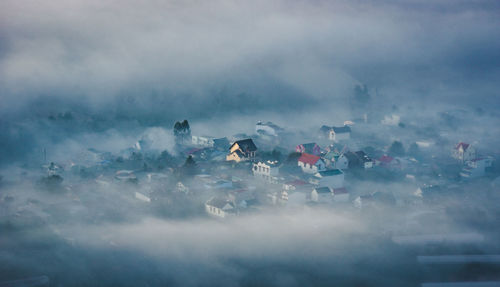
33, 119, 496, 221
199, 122, 497, 218
202, 122, 385, 217
452, 142, 493, 178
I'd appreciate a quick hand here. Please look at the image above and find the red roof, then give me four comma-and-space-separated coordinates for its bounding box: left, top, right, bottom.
378, 155, 394, 164
298, 153, 321, 165
456, 142, 470, 151
333, 187, 348, 195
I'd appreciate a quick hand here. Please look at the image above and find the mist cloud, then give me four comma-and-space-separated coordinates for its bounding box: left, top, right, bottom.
1, 0, 499, 112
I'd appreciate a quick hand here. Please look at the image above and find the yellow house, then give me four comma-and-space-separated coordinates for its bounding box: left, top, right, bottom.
226, 139, 257, 162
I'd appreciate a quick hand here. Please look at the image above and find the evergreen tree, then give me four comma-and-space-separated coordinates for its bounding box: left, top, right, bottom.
388, 141, 405, 157
173, 120, 192, 144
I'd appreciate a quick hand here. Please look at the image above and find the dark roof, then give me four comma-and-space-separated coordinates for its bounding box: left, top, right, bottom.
455, 142, 470, 151
234, 150, 244, 158
344, 151, 358, 162
354, 151, 372, 162
232, 139, 257, 152
299, 143, 319, 154
317, 169, 343, 176
314, 187, 332, 194
332, 126, 351, 134
302, 142, 317, 149
319, 125, 332, 133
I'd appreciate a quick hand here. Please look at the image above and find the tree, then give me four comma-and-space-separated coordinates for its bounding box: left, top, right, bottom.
285, 152, 302, 165
181, 155, 197, 176
354, 84, 370, 104
407, 142, 421, 159
388, 141, 405, 157
173, 119, 191, 144
184, 155, 196, 166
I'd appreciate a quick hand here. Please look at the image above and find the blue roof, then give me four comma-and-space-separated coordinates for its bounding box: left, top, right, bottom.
317, 169, 343, 176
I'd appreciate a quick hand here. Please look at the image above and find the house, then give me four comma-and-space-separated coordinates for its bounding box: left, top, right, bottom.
312, 169, 344, 189
452, 142, 476, 162
332, 187, 349, 202
45, 162, 63, 175
176, 181, 190, 193
296, 143, 321, 156
376, 155, 405, 169
226, 139, 257, 162
460, 157, 493, 178
191, 135, 215, 147
252, 160, 280, 183
323, 151, 349, 169
377, 155, 394, 167
205, 197, 237, 218
256, 121, 284, 136
311, 187, 333, 203
329, 126, 351, 142
319, 125, 333, 139
344, 151, 373, 169
298, 153, 326, 174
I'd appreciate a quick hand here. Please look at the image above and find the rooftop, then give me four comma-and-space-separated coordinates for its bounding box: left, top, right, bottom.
332, 126, 351, 133
232, 138, 257, 152
314, 187, 332, 194
298, 153, 321, 165
317, 169, 343, 177
455, 142, 470, 151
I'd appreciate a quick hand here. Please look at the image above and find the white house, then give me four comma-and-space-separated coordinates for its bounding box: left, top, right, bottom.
452, 142, 476, 162
298, 153, 326, 174
324, 151, 349, 170
205, 197, 236, 218
312, 169, 344, 189
311, 187, 333, 203
252, 160, 280, 183
329, 126, 351, 142
460, 157, 493, 178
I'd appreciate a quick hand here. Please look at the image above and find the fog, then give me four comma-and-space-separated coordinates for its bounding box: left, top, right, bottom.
1, 0, 500, 286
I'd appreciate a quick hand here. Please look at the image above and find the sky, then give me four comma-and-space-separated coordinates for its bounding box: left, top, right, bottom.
1, 2, 500, 285
1, 0, 499, 115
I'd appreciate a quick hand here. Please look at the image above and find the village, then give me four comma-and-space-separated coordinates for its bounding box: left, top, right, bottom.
3, 108, 496, 225
1, 106, 500, 286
